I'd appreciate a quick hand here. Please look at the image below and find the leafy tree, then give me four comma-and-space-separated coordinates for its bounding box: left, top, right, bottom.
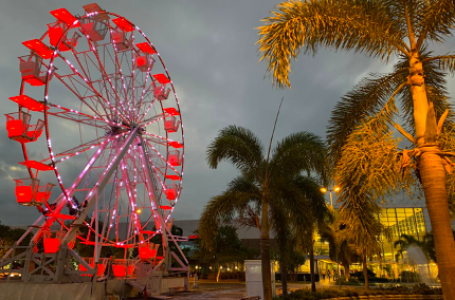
199, 126, 326, 300
258, 0, 455, 296
286, 248, 306, 282
193, 225, 246, 282
0, 222, 29, 257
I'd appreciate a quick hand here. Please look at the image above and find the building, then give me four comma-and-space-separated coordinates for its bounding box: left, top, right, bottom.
172, 199, 438, 281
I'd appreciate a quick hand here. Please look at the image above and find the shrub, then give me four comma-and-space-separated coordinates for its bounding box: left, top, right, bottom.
275, 284, 441, 299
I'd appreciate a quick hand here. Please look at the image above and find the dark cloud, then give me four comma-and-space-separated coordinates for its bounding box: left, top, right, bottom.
1, 1, 454, 225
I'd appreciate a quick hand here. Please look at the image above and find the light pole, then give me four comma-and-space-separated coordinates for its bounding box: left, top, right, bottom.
320, 186, 340, 207
320, 186, 341, 279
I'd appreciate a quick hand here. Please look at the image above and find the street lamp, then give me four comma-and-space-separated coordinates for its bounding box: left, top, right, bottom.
320, 186, 340, 207
321, 186, 341, 278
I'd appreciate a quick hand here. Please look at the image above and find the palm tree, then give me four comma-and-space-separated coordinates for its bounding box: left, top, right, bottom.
270, 175, 328, 294
320, 211, 360, 282
293, 179, 330, 292
394, 234, 425, 262
258, 1, 455, 297
338, 189, 383, 290
199, 126, 326, 300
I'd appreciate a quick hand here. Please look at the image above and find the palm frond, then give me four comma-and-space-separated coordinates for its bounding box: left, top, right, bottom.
327, 69, 406, 162
268, 201, 292, 261
422, 54, 455, 74
293, 175, 329, 224
269, 131, 327, 181
416, 0, 455, 47
338, 189, 383, 257
257, 0, 408, 87
335, 121, 408, 201
206, 125, 264, 175
198, 177, 260, 251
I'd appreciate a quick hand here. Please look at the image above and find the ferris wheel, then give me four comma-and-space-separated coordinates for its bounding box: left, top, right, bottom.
2, 3, 187, 280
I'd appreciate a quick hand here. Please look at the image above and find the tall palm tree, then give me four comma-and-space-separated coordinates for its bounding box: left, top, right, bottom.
199, 126, 326, 300
258, 1, 455, 297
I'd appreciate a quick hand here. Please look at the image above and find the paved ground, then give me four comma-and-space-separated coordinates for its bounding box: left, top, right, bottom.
163, 279, 350, 300
156, 278, 440, 300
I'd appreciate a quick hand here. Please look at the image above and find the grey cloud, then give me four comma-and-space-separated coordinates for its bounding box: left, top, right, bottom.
1, 0, 454, 225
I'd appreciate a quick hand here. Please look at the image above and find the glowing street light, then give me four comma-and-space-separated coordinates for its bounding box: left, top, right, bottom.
136, 208, 142, 214
320, 186, 340, 207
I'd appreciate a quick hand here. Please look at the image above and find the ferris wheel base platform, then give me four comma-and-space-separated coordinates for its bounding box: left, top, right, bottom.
0, 279, 140, 300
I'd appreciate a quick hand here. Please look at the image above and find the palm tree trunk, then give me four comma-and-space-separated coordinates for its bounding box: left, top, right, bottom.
260, 199, 273, 300
419, 153, 455, 299
342, 259, 350, 281
362, 254, 369, 290
409, 55, 455, 300
279, 260, 288, 296
309, 244, 316, 292
216, 262, 221, 282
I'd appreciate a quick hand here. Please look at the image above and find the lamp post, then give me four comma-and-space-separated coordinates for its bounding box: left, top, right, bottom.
320, 186, 341, 279
320, 186, 340, 207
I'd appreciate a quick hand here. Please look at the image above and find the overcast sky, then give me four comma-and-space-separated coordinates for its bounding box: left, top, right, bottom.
1, 0, 454, 225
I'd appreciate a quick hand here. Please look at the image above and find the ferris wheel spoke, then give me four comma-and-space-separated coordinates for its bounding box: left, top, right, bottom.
46, 102, 124, 129
107, 26, 132, 120
130, 45, 137, 120
145, 140, 182, 175
81, 35, 131, 121
138, 140, 167, 233
135, 56, 155, 122
140, 113, 165, 127
62, 129, 139, 243
120, 159, 142, 239
50, 135, 123, 164
142, 131, 171, 144
53, 71, 108, 121
142, 135, 167, 147
137, 87, 158, 124
59, 56, 129, 124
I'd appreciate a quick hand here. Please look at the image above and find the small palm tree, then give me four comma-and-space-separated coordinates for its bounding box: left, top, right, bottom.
338, 188, 383, 290
320, 211, 360, 282
394, 234, 425, 263
258, 1, 455, 296
293, 180, 330, 292
199, 126, 326, 300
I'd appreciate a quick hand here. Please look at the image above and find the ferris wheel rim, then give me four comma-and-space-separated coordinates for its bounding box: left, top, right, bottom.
17, 9, 185, 246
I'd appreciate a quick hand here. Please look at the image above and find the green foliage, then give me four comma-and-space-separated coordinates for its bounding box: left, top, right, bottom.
200, 126, 327, 253
335, 120, 411, 203
275, 284, 442, 300
201, 125, 328, 294
400, 270, 421, 283
193, 225, 246, 264
319, 211, 360, 275
394, 233, 436, 263
351, 269, 376, 279
335, 277, 360, 286
0, 222, 29, 257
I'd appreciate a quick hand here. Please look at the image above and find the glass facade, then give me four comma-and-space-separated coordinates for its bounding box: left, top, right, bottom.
378, 207, 427, 262
290, 206, 436, 281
